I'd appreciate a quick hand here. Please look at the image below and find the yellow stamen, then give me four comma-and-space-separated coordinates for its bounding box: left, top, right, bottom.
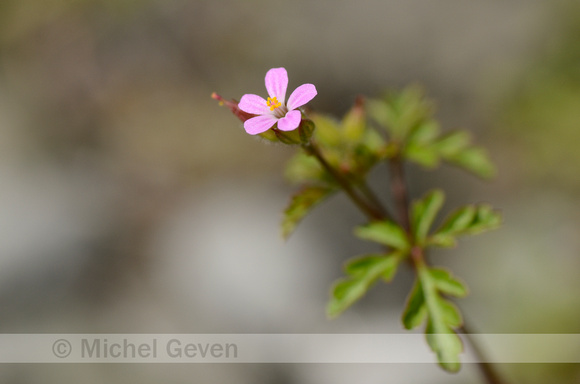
267, 97, 282, 111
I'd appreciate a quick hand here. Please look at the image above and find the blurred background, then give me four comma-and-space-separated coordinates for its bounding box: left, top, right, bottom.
1, 0, 579, 383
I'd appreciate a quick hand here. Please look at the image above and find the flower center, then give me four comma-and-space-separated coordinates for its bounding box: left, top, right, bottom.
266, 97, 282, 111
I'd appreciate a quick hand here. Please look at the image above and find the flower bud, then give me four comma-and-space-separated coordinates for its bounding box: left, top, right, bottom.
211, 92, 255, 122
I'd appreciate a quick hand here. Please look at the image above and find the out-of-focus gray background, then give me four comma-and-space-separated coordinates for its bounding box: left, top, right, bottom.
1, 0, 580, 383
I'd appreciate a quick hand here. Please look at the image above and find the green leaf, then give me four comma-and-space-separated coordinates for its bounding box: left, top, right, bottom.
437, 206, 476, 235
311, 114, 342, 147
344, 253, 400, 282
327, 253, 401, 318
367, 98, 392, 131
402, 279, 427, 329
404, 264, 466, 372
342, 98, 366, 141
425, 324, 463, 372
327, 279, 368, 318
281, 186, 335, 239
467, 204, 502, 234
407, 121, 441, 145
368, 86, 433, 142
284, 152, 326, 184
434, 131, 471, 157
354, 220, 410, 251
444, 147, 496, 179
411, 190, 445, 245
404, 142, 440, 168
429, 268, 468, 298
429, 204, 501, 247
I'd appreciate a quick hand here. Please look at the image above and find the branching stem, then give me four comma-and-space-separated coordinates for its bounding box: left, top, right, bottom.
386, 155, 510, 384
302, 141, 388, 221
304, 134, 508, 384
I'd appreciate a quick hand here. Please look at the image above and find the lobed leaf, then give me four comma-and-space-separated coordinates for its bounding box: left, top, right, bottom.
344, 253, 400, 282
429, 268, 468, 298
444, 146, 496, 179
354, 220, 410, 251
434, 130, 471, 157
402, 279, 427, 330
284, 152, 326, 185
281, 186, 336, 239
402, 264, 466, 372
403, 143, 440, 168
327, 253, 401, 318
429, 204, 501, 247
411, 190, 445, 245
426, 324, 463, 372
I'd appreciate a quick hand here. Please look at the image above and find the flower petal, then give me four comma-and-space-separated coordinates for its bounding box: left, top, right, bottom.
244, 115, 278, 135
286, 84, 317, 111
277, 110, 301, 131
265, 67, 288, 104
239, 94, 271, 115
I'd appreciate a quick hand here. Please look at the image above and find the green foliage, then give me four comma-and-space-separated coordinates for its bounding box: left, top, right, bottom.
429, 204, 502, 248
306, 100, 388, 184
281, 186, 336, 239
367, 86, 496, 179
411, 189, 445, 246
367, 85, 434, 143
272, 84, 502, 375
327, 253, 401, 318
282, 99, 388, 239
402, 263, 467, 372
284, 152, 329, 185
354, 220, 410, 252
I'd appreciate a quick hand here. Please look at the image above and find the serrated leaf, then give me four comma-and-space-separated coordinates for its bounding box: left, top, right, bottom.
362, 128, 386, 154
410, 264, 465, 372
327, 279, 368, 318
411, 190, 445, 245
354, 220, 410, 251
436, 296, 463, 327
429, 204, 501, 247
428, 233, 457, 248
328, 253, 401, 318
281, 186, 335, 239
368, 86, 432, 142
367, 98, 392, 131
344, 253, 400, 282
425, 326, 463, 372
284, 152, 326, 184
444, 147, 496, 179
434, 131, 471, 156
465, 205, 502, 235
404, 143, 440, 168
407, 121, 441, 145
429, 268, 468, 298
437, 206, 476, 235
402, 278, 427, 329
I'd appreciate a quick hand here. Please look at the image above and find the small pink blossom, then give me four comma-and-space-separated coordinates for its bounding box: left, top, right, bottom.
238, 67, 317, 135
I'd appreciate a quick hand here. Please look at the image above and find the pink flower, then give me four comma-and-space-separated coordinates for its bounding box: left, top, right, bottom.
238, 67, 317, 135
